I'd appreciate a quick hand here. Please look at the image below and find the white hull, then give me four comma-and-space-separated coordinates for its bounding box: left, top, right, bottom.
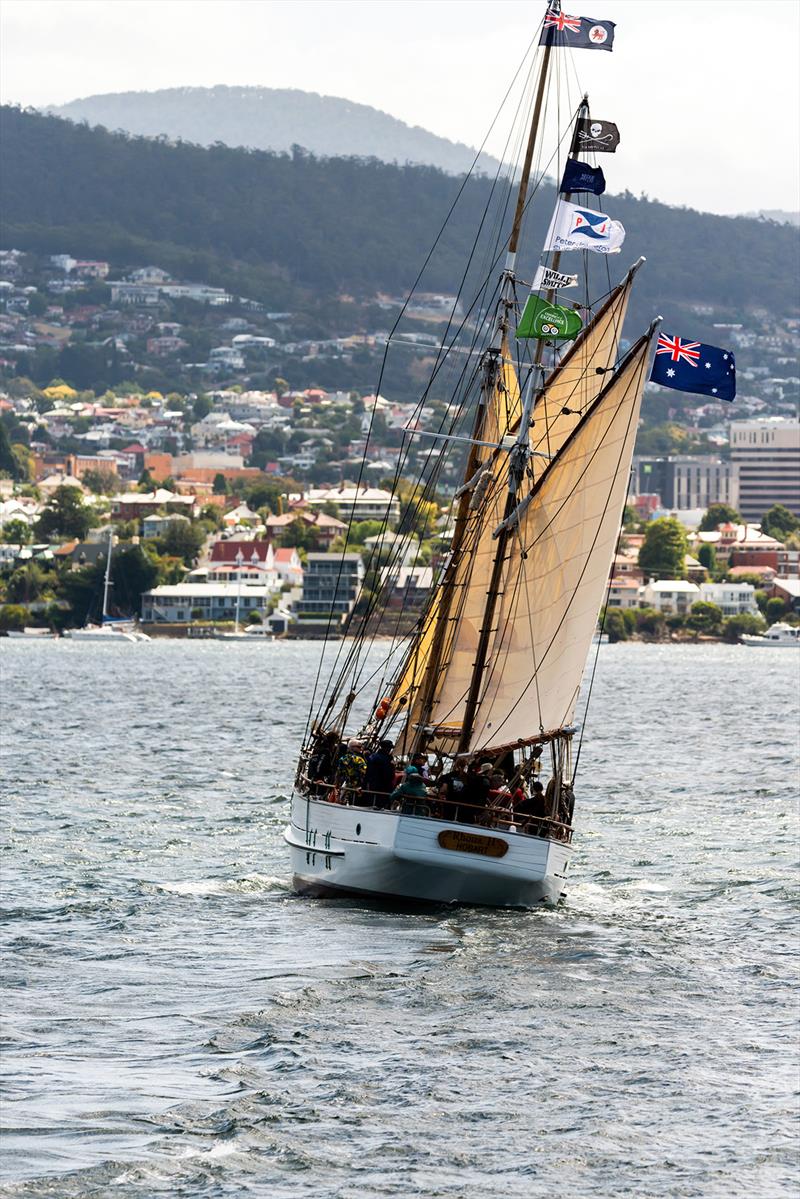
287, 795, 571, 907
66, 625, 147, 643
6, 629, 58, 639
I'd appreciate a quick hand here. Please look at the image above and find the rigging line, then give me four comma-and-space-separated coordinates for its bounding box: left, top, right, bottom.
300, 39, 542, 746
572, 469, 633, 784
473, 348, 649, 749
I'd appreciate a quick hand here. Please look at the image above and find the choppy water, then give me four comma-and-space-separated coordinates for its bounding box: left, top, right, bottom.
1, 639, 798, 1198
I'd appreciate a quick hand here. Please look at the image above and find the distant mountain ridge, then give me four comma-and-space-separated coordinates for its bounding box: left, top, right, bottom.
48, 85, 500, 176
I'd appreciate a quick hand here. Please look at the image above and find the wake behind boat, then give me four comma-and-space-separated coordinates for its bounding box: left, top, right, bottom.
287, 2, 737, 908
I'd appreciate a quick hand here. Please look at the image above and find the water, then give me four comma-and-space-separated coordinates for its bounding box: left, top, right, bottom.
1, 639, 798, 1198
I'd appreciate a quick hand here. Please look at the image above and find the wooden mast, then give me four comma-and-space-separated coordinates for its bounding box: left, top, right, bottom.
406, 28, 556, 754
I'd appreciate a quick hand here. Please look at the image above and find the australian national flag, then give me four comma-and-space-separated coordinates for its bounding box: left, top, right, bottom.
560, 158, 606, 196
539, 9, 615, 50
650, 333, 736, 401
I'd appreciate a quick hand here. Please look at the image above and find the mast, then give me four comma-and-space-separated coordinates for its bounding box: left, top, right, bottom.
408, 30, 555, 753
101, 528, 113, 622
457, 64, 582, 757
234, 548, 244, 634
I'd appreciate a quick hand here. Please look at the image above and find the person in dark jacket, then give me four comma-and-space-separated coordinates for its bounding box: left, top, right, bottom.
364, 739, 395, 808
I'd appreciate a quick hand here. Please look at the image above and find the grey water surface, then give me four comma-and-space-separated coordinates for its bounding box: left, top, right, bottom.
1, 639, 798, 1198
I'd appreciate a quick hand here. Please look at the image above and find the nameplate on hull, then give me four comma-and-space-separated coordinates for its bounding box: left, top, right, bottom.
437, 830, 508, 858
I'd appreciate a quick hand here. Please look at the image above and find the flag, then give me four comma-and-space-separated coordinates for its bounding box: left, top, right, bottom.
543, 199, 626, 254
560, 158, 606, 196
532, 265, 579, 290
572, 118, 620, 154
516, 294, 584, 341
539, 8, 615, 50
649, 333, 736, 401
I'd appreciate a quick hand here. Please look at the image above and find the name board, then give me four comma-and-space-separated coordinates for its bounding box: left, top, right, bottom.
437, 830, 509, 858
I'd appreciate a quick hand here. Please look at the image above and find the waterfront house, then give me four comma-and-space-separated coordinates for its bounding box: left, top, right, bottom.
639, 580, 701, 615
294, 553, 364, 626
698, 582, 759, 616
141, 581, 276, 624
606, 578, 641, 610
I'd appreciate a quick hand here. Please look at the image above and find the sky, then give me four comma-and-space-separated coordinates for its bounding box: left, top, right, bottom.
1, 0, 799, 216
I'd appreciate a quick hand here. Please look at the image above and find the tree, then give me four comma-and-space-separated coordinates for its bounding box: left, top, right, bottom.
110, 545, 159, 616
212, 472, 228, 494
764, 596, 788, 624
138, 468, 155, 490
698, 503, 740, 532
81, 468, 119, 496
35, 485, 94, 541
686, 600, 723, 635
1, 519, 32, 545
638, 517, 688, 580
697, 543, 717, 573
604, 608, 628, 642
621, 504, 639, 530
760, 503, 800, 541
0, 421, 20, 478
0, 604, 27, 631
722, 613, 766, 643
5, 562, 49, 604
193, 394, 212, 420
154, 519, 206, 565
634, 607, 666, 638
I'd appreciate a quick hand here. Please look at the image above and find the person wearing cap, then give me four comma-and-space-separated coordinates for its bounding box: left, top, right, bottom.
364, 739, 395, 809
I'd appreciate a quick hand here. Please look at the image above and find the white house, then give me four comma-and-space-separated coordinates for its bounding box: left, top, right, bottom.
639, 580, 700, 615
607, 578, 641, 610
141, 581, 277, 624
304, 486, 401, 526
698, 582, 759, 616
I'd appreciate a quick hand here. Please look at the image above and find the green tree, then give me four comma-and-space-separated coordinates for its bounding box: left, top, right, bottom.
0, 604, 27, 631
0, 421, 20, 478
634, 606, 666, 638
35, 485, 94, 541
212, 472, 229, 494
110, 545, 159, 615
81, 468, 120, 495
722, 613, 766, 643
697, 542, 717, 572
193, 394, 212, 419
154, 519, 206, 565
760, 503, 800, 541
698, 503, 740, 532
604, 608, 628, 643
686, 600, 723, 635
764, 596, 788, 624
638, 517, 688, 580
1, 519, 32, 545
5, 562, 49, 604
138, 468, 155, 490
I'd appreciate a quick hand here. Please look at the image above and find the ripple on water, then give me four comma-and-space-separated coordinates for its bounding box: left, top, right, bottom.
0, 640, 798, 1198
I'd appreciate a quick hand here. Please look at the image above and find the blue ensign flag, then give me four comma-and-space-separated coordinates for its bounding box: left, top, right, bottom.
539, 9, 615, 50
560, 158, 606, 195
650, 333, 736, 401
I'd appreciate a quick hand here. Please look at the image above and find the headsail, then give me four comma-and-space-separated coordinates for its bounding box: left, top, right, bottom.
468, 324, 658, 751
397, 267, 641, 750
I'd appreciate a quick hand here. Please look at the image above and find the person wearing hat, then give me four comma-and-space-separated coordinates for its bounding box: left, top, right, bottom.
364, 739, 395, 809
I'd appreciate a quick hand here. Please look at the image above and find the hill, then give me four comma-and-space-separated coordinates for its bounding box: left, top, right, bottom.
48, 86, 499, 177
2, 106, 799, 330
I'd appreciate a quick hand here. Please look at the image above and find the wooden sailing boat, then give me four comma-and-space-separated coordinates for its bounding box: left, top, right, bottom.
287, 2, 660, 906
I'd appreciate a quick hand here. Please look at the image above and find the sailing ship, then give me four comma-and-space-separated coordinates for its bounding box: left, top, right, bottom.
287, 2, 661, 906
67, 529, 150, 643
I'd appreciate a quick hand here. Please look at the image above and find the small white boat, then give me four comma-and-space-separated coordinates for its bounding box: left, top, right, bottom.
65, 530, 150, 643
6, 627, 59, 640
741, 621, 800, 647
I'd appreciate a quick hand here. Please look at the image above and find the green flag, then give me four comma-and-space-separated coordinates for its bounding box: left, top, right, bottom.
515, 294, 583, 341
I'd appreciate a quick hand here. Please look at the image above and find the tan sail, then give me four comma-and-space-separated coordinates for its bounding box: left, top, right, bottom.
467, 329, 656, 751
418, 274, 637, 746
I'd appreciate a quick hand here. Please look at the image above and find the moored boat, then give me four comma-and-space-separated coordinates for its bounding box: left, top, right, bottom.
741, 621, 800, 647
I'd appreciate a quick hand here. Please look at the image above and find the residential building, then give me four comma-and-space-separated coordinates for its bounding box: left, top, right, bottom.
112, 488, 196, 521
639, 580, 700, 615
631, 455, 739, 512
304, 486, 400, 525
698, 582, 759, 616
141, 581, 276, 624
729, 418, 800, 521
142, 513, 190, 539
294, 553, 364, 624
606, 578, 641, 609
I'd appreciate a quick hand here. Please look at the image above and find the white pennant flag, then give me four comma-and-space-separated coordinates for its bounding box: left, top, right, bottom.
543, 199, 626, 255
532, 265, 579, 290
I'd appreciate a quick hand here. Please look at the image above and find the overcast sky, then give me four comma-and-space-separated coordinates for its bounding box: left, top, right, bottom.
2, 0, 798, 216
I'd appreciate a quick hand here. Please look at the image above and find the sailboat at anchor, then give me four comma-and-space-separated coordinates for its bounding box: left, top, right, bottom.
67, 529, 150, 642
287, 1, 661, 906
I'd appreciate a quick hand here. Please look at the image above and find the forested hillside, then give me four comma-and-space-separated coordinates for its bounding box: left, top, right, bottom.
2, 106, 798, 327
49, 86, 498, 176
